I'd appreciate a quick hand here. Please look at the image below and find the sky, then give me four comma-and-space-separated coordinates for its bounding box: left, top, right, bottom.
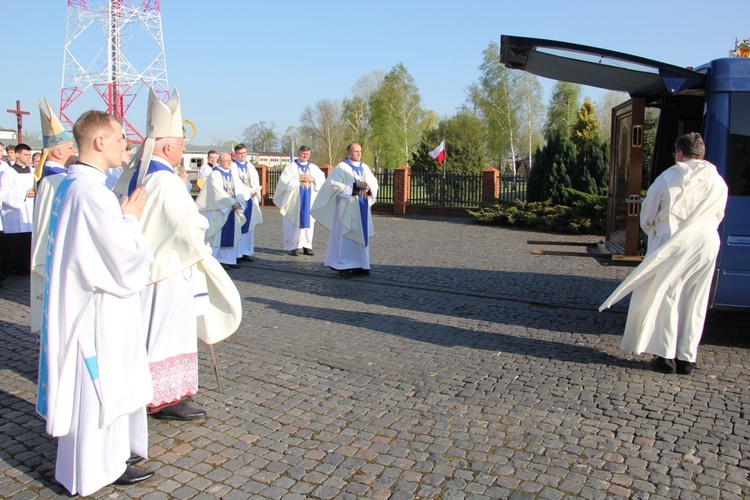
2, 0, 747, 147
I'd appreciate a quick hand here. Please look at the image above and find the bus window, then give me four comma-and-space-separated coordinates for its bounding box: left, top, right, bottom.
727, 93, 750, 197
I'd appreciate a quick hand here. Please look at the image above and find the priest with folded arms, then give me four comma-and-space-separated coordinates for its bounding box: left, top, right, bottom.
38, 110, 155, 495
196, 152, 246, 268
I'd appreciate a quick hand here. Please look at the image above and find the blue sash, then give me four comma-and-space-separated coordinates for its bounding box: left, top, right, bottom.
128, 160, 173, 195
37, 176, 77, 417
40, 164, 66, 182
234, 160, 253, 233
218, 169, 236, 247
344, 158, 369, 247
296, 160, 311, 229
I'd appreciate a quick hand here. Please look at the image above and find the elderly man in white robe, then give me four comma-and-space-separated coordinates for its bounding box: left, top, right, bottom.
232, 143, 263, 261
39, 110, 155, 496
600, 133, 728, 375
273, 145, 325, 256
311, 142, 378, 278
196, 152, 246, 268
115, 87, 242, 422
30, 99, 78, 338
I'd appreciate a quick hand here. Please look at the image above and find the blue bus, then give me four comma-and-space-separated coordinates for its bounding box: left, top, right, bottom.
501, 35, 750, 310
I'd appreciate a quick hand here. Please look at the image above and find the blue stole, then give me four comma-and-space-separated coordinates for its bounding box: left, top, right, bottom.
37, 176, 77, 417
40, 164, 66, 182
218, 169, 236, 247
344, 158, 369, 247
296, 160, 311, 229
127, 160, 173, 195
233, 160, 253, 233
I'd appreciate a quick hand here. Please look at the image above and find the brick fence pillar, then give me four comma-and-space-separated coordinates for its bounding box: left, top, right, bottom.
256, 163, 268, 206
393, 165, 410, 215
320, 164, 332, 178
482, 167, 500, 204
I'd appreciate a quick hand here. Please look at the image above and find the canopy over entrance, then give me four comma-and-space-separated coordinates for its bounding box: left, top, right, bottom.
500, 35, 706, 99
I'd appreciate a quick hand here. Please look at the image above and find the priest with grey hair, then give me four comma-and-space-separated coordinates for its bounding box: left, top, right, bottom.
600, 132, 728, 375
115, 87, 242, 422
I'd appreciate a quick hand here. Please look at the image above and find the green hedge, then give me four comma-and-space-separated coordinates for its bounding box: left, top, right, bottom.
469, 188, 606, 235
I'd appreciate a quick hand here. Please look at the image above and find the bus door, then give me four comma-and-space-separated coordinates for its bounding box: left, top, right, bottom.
607, 98, 645, 255
714, 92, 750, 309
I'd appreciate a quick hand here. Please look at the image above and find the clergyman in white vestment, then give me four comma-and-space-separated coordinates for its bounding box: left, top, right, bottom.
232, 143, 263, 261
38, 111, 154, 495
600, 133, 728, 375
311, 142, 378, 278
273, 145, 325, 256
196, 152, 246, 267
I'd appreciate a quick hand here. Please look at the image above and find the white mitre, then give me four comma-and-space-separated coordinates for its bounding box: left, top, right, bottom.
133, 87, 184, 186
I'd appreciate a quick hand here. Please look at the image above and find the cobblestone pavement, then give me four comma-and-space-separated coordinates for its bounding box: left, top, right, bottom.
1, 208, 748, 499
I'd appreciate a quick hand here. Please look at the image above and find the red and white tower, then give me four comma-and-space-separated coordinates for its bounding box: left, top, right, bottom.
60, 0, 169, 142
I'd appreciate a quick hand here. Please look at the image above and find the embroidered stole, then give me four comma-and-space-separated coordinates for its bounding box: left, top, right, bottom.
233, 160, 253, 233
296, 160, 312, 229
218, 169, 236, 247
128, 160, 173, 195
344, 158, 369, 247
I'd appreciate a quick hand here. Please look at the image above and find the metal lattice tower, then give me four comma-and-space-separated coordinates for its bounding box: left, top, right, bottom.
60, 0, 169, 142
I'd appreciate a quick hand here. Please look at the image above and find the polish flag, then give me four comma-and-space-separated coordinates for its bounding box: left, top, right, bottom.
429, 140, 446, 164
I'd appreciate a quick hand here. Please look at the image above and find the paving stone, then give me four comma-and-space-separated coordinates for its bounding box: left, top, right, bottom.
1, 211, 748, 499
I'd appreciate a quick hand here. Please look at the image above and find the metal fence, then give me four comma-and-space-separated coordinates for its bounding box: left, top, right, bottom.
257, 168, 527, 207
409, 172, 483, 207
499, 175, 528, 203
268, 169, 281, 196
372, 170, 394, 204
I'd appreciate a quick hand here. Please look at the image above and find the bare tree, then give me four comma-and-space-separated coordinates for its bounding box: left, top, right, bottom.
299, 99, 347, 166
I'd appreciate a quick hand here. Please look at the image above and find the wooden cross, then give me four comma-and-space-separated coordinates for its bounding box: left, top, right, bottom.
7, 100, 30, 143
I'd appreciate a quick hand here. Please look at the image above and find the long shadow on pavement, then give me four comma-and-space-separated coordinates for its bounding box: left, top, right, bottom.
237, 264, 627, 336
0, 388, 59, 494
252, 297, 633, 369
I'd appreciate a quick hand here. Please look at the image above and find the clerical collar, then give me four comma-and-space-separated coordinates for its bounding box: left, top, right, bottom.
295, 159, 309, 167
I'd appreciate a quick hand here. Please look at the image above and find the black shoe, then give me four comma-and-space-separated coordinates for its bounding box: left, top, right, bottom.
303, 248, 314, 256
240, 255, 255, 262
651, 356, 677, 374
675, 359, 695, 375
290, 249, 299, 256
353, 268, 370, 276
339, 270, 354, 279
113, 467, 154, 486
126, 454, 144, 466
150, 400, 206, 421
